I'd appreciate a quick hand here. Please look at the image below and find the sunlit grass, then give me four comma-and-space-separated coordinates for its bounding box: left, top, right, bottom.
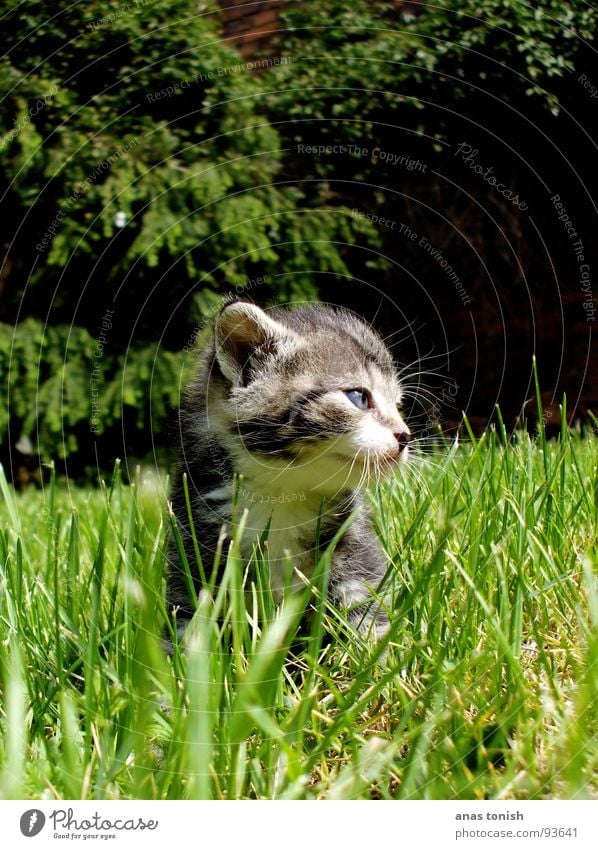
0, 420, 596, 799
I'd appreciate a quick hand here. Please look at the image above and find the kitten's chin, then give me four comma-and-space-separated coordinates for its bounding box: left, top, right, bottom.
380, 444, 410, 468
349, 446, 409, 480
329, 447, 407, 485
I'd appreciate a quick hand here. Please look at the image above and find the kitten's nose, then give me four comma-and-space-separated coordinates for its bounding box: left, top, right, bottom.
393, 430, 411, 452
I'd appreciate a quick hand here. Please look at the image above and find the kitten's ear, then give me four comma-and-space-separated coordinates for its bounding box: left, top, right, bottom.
215, 302, 298, 385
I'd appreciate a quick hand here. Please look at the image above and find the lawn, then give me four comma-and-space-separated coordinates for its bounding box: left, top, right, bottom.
0, 420, 596, 800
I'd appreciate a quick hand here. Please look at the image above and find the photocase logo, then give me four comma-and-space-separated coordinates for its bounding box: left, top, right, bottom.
19, 810, 46, 837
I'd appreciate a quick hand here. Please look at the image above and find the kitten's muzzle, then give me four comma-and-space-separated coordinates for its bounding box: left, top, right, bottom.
393, 430, 411, 452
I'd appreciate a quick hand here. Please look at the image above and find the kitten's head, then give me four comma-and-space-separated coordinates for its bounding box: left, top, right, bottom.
210, 301, 410, 494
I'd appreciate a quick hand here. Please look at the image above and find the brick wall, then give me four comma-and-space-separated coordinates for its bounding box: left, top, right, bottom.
217, 0, 284, 58
216, 1, 408, 58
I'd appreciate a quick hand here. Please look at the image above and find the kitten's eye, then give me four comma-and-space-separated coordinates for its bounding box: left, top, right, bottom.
344, 389, 371, 411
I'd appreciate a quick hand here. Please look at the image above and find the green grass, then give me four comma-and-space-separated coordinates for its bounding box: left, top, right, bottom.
0, 424, 596, 800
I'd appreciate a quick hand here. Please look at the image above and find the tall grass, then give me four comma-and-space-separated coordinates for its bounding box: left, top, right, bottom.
0, 423, 596, 800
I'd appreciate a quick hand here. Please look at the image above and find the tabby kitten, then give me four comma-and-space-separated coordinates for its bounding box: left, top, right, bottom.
168, 300, 410, 637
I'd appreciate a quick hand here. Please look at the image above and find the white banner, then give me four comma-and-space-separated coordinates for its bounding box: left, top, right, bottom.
0, 800, 596, 847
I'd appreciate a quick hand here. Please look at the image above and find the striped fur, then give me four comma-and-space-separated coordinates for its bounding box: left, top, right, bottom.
168, 301, 410, 637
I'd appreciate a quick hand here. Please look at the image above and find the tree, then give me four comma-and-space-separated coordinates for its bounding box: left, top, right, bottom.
0, 0, 356, 469
261, 0, 597, 423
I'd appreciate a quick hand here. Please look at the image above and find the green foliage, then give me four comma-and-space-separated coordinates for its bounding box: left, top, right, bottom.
0, 319, 187, 460
264, 0, 596, 245
0, 0, 339, 290
0, 0, 359, 299
0, 0, 366, 464
1, 1, 596, 465
0, 429, 597, 798
275, 0, 595, 118
264, 0, 598, 216
261, 0, 597, 397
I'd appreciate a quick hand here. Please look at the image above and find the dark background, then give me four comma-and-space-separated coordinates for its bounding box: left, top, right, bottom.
1, 0, 596, 482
